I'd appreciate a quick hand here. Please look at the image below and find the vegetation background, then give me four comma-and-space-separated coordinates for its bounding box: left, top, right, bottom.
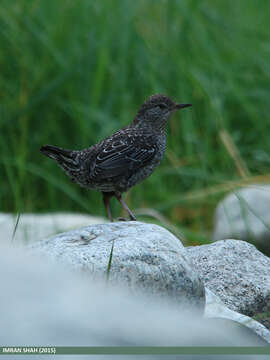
1, 0, 270, 244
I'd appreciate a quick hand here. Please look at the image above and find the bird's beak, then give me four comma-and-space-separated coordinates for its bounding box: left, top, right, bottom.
175, 103, 192, 110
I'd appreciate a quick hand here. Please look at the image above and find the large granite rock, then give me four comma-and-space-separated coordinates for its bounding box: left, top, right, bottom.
30, 221, 205, 311
187, 239, 270, 322
212, 185, 270, 254
1, 212, 105, 243
1, 243, 269, 360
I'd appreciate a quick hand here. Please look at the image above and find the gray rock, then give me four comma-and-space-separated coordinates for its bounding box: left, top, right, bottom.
212, 185, 270, 254
187, 239, 270, 320
30, 221, 205, 311
1, 243, 269, 360
205, 288, 270, 343
1, 212, 105, 243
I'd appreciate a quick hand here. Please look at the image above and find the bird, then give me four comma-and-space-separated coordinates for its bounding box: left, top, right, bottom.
40, 94, 191, 221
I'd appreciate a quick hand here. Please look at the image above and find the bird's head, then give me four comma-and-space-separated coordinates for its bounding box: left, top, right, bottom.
133, 94, 191, 130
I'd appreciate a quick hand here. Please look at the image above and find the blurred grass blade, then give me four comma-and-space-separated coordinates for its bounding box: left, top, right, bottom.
219, 129, 250, 178
158, 174, 270, 210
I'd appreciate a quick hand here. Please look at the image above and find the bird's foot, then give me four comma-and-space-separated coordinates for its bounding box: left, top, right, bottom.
117, 216, 136, 222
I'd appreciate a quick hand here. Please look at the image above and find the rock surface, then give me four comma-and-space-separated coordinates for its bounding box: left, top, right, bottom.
187, 239, 270, 322
205, 288, 270, 343
1, 212, 105, 243
2, 242, 269, 360
30, 221, 205, 311
212, 185, 270, 254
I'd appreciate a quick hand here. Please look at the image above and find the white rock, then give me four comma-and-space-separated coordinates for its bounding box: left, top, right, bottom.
187, 239, 270, 319
30, 221, 205, 311
212, 185, 270, 254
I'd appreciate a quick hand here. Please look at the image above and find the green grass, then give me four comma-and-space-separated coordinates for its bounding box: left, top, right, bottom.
1, 0, 270, 244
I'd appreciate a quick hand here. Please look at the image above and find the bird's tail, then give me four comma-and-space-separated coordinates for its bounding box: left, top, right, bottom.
40, 145, 79, 171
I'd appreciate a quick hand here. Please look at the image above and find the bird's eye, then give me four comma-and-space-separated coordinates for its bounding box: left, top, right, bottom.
158, 103, 167, 110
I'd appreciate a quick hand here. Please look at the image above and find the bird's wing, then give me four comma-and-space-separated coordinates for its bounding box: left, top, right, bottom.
91, 132, 157, 180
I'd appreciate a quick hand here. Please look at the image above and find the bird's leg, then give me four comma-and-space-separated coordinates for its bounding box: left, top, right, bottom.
115, 193, 136, 221
102, 192, 114, 222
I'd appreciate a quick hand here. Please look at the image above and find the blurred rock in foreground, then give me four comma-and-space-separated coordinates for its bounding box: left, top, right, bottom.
212, 185, 270, 255
1, 242, 269, 360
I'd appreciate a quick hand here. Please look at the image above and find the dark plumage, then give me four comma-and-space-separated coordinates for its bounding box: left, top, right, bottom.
40, 94, 191, 221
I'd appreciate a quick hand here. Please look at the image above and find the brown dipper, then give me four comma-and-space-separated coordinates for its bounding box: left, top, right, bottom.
40, 94, 191, 221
